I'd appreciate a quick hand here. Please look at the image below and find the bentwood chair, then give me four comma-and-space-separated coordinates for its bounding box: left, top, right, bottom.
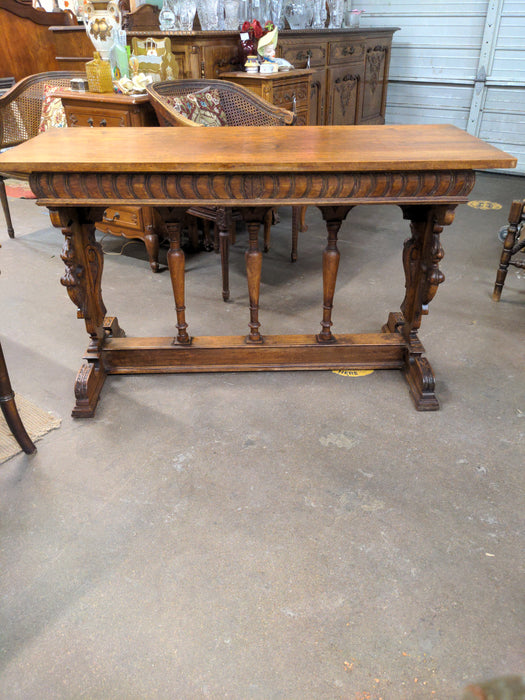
0, 70, 85, 238
492, 198, 525, 301
146, 78, 300, 301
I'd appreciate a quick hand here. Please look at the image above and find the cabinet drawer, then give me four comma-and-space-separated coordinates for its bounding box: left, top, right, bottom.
100, 206, 143, 232
67, 108, 132, 128
272, 80, 310, 112
279, 42, 327, 68
329, 41, 365, 65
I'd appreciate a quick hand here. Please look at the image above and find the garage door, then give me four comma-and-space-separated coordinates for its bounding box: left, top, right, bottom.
364, 0, 525, 174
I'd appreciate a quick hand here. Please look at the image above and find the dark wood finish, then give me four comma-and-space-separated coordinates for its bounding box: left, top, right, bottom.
0, 0, 77, 81
493, 199, 525, 301
0, 339, 36, 454
0, 125, 515, 417
54, 89, 163, 273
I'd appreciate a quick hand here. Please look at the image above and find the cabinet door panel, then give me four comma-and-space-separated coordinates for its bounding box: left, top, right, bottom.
361, 44, 388, 124
326, 67, 361, 125
201, 44, 239, 78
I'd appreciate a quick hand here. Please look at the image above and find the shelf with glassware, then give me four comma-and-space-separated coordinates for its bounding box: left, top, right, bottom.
49, 0, 397, 126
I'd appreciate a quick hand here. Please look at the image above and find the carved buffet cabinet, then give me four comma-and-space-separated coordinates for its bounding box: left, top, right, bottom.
50, 17, 398, 126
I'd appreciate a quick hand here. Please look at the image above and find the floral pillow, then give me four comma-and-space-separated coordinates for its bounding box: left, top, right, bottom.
167, 89, 228, 127
38, 84, 67, 132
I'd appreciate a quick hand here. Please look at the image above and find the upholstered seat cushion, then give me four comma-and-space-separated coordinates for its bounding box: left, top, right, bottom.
166, 89, 228, 127
38, 84, 67, 132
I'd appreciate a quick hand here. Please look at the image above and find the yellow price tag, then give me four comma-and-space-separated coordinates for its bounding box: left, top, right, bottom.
467, 200, 502, 210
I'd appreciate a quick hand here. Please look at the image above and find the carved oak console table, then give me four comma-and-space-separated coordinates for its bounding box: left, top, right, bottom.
0, 125, 515, 417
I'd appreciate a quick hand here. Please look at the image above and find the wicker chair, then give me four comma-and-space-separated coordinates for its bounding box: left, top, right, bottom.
0, 70, 85, 238
146, 79, 301, 301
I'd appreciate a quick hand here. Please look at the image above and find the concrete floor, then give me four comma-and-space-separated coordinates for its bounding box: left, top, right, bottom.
0, 172, 523, 699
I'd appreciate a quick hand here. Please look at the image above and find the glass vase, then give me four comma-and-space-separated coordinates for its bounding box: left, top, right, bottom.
179, 0, 197, 29
197, 0, 219, 30
223, 0, 239, 29
327, 0, 342, 28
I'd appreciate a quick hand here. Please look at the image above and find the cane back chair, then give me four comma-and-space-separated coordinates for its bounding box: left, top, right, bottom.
146, 78, 301, 301
0, 71, 86, 237
493, 199, 525, 301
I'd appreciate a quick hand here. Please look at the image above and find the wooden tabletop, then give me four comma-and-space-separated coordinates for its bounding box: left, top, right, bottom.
0, 124, 516, 174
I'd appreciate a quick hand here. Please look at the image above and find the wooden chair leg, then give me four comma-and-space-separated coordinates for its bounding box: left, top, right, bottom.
0, 176, 15, 238
0, 342, 36, 454
263, 209, 273, 253
291, 206, 301, 262
493, 199, 525, 301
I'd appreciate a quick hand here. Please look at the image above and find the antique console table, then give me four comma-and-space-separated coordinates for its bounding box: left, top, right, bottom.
0, 124, 515, 417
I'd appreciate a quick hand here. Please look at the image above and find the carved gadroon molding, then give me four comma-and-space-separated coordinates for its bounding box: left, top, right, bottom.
31, 170, 476, 206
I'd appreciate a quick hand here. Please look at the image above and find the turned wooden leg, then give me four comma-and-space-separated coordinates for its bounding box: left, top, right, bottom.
217, 208, 231, 302
166, 213, 191, 345
58, 207, 111, 418
383, 204, 456, 411
316, 206, 352, 343
245, 220, 263, 343
142, 207, 160, 273
0, 176, 15, 238
241, 208, 271, 344
0, 342, 36, 454
493, 199, 525, 301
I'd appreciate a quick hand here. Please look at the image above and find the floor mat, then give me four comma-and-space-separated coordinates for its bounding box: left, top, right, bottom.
0, 395, 61, 463
3, 178, 36, 199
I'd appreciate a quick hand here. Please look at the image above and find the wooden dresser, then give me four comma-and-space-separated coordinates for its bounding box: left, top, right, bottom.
54, 89, 164, 273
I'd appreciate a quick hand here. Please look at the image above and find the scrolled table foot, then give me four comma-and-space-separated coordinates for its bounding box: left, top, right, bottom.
72, 361, 107, 418
404, 354, 439, 411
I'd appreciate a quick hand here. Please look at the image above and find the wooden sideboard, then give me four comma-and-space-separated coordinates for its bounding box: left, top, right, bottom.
50, 14, 398, 126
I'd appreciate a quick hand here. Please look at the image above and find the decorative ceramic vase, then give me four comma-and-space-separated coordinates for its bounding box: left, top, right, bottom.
239, 32, 256, 63
244, 55, 259, 72
84, 0, 121, 61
